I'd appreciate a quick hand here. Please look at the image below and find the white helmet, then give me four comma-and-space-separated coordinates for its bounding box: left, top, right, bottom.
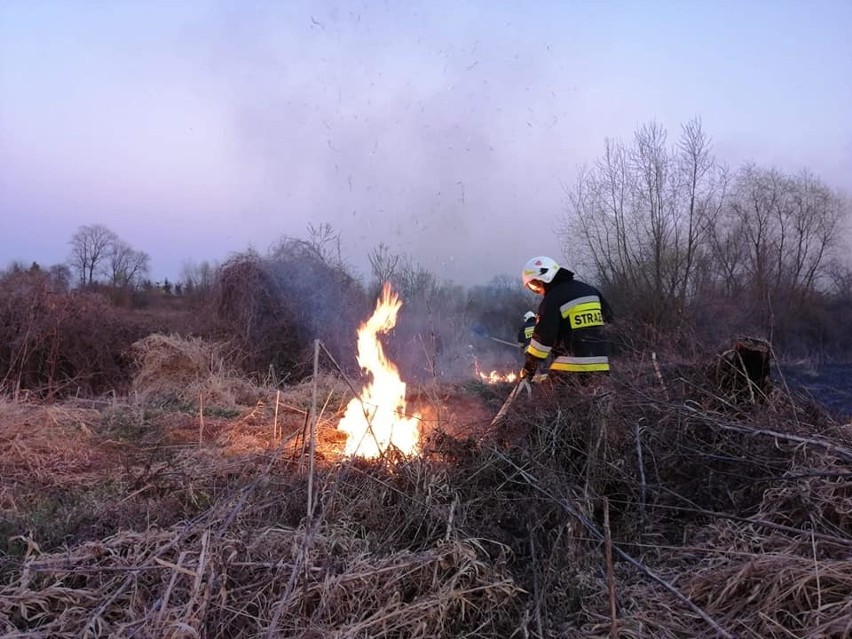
522, 256, 560, 290
523, 311, 536, 321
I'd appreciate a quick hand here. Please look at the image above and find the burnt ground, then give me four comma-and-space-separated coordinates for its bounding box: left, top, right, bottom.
407, 379, 506, 442
779, 362, 852, 420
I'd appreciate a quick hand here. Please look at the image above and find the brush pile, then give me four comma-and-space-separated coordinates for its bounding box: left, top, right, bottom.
129, 333, 265, 407
1, 343, 851, 637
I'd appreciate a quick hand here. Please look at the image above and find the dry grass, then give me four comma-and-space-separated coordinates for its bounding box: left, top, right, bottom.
1, 348, 851, 637
1, 518, 519, 638
130, 334, 269, 407
0, 380, 520, 637
0, 398, 108, 520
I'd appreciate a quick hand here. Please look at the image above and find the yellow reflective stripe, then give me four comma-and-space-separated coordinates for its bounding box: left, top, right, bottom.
524, 327, 534, 339
526, 338, 551, 359
550, 361, 610, 372
527, 345, 550, 359
554, 355, 609, 365
561, 298, 604, 328
528, 338, 551, 354
551, 355, 609, 372
567, 302, 601, 315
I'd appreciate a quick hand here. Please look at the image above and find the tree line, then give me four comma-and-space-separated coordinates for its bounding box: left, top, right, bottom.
562, 118, 850, 355
2, 118, 850, 399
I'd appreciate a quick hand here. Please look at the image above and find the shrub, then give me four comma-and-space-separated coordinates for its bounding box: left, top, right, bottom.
0, 270, 207, 397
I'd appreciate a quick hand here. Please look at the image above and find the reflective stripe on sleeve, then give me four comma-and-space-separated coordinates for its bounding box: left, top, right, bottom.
559, 295, 600, 313
560, 296, 604, 328
526, 338, 551, 359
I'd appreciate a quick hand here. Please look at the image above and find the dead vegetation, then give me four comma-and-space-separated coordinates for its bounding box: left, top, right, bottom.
0, 270, 213, 399
130, 333, 268, 407
1, 340, 851, 637
214, 247, 367, 384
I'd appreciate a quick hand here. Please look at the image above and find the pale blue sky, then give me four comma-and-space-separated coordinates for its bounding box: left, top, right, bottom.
2, 0, 850, 284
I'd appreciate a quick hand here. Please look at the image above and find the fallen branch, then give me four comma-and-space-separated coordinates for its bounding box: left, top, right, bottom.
682, 403, 852, 461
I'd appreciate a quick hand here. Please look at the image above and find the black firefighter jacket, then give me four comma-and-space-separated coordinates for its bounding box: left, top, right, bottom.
524, 270, 614, 375
517, 316, 537, 349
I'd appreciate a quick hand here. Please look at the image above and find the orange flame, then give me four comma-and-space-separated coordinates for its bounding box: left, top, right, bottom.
474, 360, 518, 384
337, 283, 420, 458
478, 369, 518, 384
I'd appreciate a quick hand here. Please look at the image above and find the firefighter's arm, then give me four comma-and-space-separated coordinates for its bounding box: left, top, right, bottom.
520, 298, 558, 378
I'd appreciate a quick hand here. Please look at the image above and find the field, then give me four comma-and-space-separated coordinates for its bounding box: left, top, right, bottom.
2, 335, 851, 638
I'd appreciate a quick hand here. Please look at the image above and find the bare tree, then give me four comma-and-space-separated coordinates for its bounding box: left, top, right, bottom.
181, 260, 217, 294
306, 222, 344, 267
108, 240, 150, 288
365, 243, 438, 301
562, 119, 725, 325
825, 258, 852, 298
727, 166, 783, 303
396, 261, 438, 300
4, 260, 29, 274
706, 205, 746, 296
786, 171, 845, 300
632, 121, 671, 314
68, 224, 119, 286
564, 141, 639, 296
367, 243, 401, 285
719, 167, 846, 310
673, 119, 729, 305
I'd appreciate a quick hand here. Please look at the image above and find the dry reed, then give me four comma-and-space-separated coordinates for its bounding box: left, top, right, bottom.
1, 348, 851, 637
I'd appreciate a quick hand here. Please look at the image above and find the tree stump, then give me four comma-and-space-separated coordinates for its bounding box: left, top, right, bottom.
710, 337, 773, 404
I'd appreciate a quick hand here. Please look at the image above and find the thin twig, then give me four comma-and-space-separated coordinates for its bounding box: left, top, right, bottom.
198, 392, 204, 446
651, 351, 668, 399
273, 389, 280, 442
528, 527, 544, 639
635, 419, 647, 537
812, 527, 822, 628
307, 339, 320, 522
603, 497, 617, 638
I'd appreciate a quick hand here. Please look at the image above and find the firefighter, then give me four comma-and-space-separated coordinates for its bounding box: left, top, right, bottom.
518, 256, 613, 383
517, 311, 537, 350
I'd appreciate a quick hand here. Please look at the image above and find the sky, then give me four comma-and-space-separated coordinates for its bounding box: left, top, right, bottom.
2, 0, 851, 286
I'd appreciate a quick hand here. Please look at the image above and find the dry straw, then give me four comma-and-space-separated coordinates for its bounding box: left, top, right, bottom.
2, 345, 851, 637
130, 334, 266, 407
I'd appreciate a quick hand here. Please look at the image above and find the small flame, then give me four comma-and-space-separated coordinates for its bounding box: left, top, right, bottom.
479, 370, 518, 384
337, 283, 420, 458
474, 360, 518, 384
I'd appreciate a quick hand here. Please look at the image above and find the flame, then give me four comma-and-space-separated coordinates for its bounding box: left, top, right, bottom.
474, 360, 518, 384
478, 369, 518, 384
337, 283, 420, 458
